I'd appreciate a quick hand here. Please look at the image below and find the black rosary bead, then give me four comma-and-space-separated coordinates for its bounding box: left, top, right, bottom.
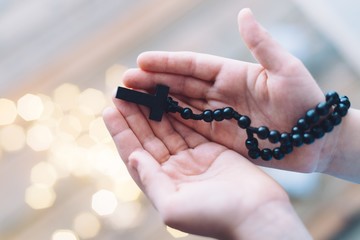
245, 138, 258, 150
340, 96, 351, 108
248, 148, 260, 159
329, 112, 341, 126
223, 107, 234, 119
316, 102, 330, 116
326, 91, 340, 105
311, 126, 325, 139
305, 109, 320, 124
291, 134, 303, 147
261, 148, 272, 161
303, 133, 315, 144
297, 118, 310, 131
280, 142, 293, 154
268, 130, 280, 143
166, 98, 180, 113
273, 147, 285, 160
335, 103, 348, 117
257, 126, 270, 139
321, 119, 334, 133
203, 110, 213, 122
158, 87, 350, 162
181, 108, 192, 119
280, 132, 291, 144
238, 115, 251, 129
291, 126, 302, 135
213, 109, 224, 121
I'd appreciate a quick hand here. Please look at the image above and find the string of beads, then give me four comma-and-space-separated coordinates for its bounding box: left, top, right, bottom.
165, 91, 350, 161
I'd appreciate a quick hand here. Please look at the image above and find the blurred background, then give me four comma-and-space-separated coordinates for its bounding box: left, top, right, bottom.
1, 0, 360, 239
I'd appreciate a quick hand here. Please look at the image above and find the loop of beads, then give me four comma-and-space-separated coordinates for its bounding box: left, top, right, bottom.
165, 91, 351, 161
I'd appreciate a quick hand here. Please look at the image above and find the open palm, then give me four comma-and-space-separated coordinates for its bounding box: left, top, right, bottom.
121, 9, 338, 173
103, 100, 287, 239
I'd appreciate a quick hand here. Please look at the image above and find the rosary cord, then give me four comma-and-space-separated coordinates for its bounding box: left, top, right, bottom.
165, 91, 351, 161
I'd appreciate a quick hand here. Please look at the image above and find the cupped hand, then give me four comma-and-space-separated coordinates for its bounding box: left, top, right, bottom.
121, 8, 338, 173
103, 101, 289, 239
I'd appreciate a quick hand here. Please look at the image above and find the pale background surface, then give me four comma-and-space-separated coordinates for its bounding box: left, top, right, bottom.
1, 1, 360, 239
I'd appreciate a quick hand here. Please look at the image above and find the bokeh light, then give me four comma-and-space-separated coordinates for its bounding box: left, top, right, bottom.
76, 134, 96, 148
89, 144, 121, 177
73, 212, 101, 239
17, 94, 44, 121
105, 64, 128, 89
53, 83, 80, 111
37, 94, 56, 120
30, 161, 58, 187
107, 201, 143, 230
26, 123, 54, 151
58, 115, 82, 140
91, 189, 118, 216
78, 88, 106, 115
0, 124, 26, 152
114, 178, 142, 202
69, 107, 95, 133
0, 98, 17, 125
25, 184, 56, 209
52, 229, 78, 240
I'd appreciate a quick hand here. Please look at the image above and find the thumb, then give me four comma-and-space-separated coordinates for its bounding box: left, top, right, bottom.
238, 8, 299, 74
128, 150, 175, 209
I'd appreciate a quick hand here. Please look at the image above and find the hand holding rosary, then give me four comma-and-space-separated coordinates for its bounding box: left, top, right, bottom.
116, 84, 350, 161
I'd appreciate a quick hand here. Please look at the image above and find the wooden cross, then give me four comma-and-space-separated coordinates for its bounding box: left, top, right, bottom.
115, 84, 169, 121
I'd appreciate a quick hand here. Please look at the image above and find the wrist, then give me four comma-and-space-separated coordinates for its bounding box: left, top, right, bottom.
321, 108, 360, 182
228, 200, 312, 240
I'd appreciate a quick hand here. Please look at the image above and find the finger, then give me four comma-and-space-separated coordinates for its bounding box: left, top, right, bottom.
238, 8, 300, 75
138, 106, 189, 155
128, 149, 175, 210
113, 99, 170, 163
102, 107, 144, 163
137, 51, 224, 81
170, 117, 209, 148
122, 68, 211, 99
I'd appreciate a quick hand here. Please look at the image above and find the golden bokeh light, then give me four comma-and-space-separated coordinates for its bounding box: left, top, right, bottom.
88, 144, 121, 177
17, 94, 44, 121
25, 184, 56, 210
0, 124, 26, 152
0, 98, 17, 125
53, 83, 80, 111
58, 115, 82, 140
166, 226, 189, 238
47, 152, 71, 179
52, 229, 79, 240
76, 134, 96, 148
73, 212, 101, 239
30, 161, 58, 187
69, 107, 95, 133
105, 64, 128, 89
114, 179, 142, 202
49, 142, 91, 177
91, 189, 118, 216
107, 201, 143, 230
78, 88, 106, 115
37, 94, 56, 120
26, 123, 54, 151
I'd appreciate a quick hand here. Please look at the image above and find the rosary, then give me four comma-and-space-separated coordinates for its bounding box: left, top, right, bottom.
116, 84, 350, 161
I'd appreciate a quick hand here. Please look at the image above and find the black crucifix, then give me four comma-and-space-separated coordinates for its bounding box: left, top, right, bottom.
115, 85, 169, 121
